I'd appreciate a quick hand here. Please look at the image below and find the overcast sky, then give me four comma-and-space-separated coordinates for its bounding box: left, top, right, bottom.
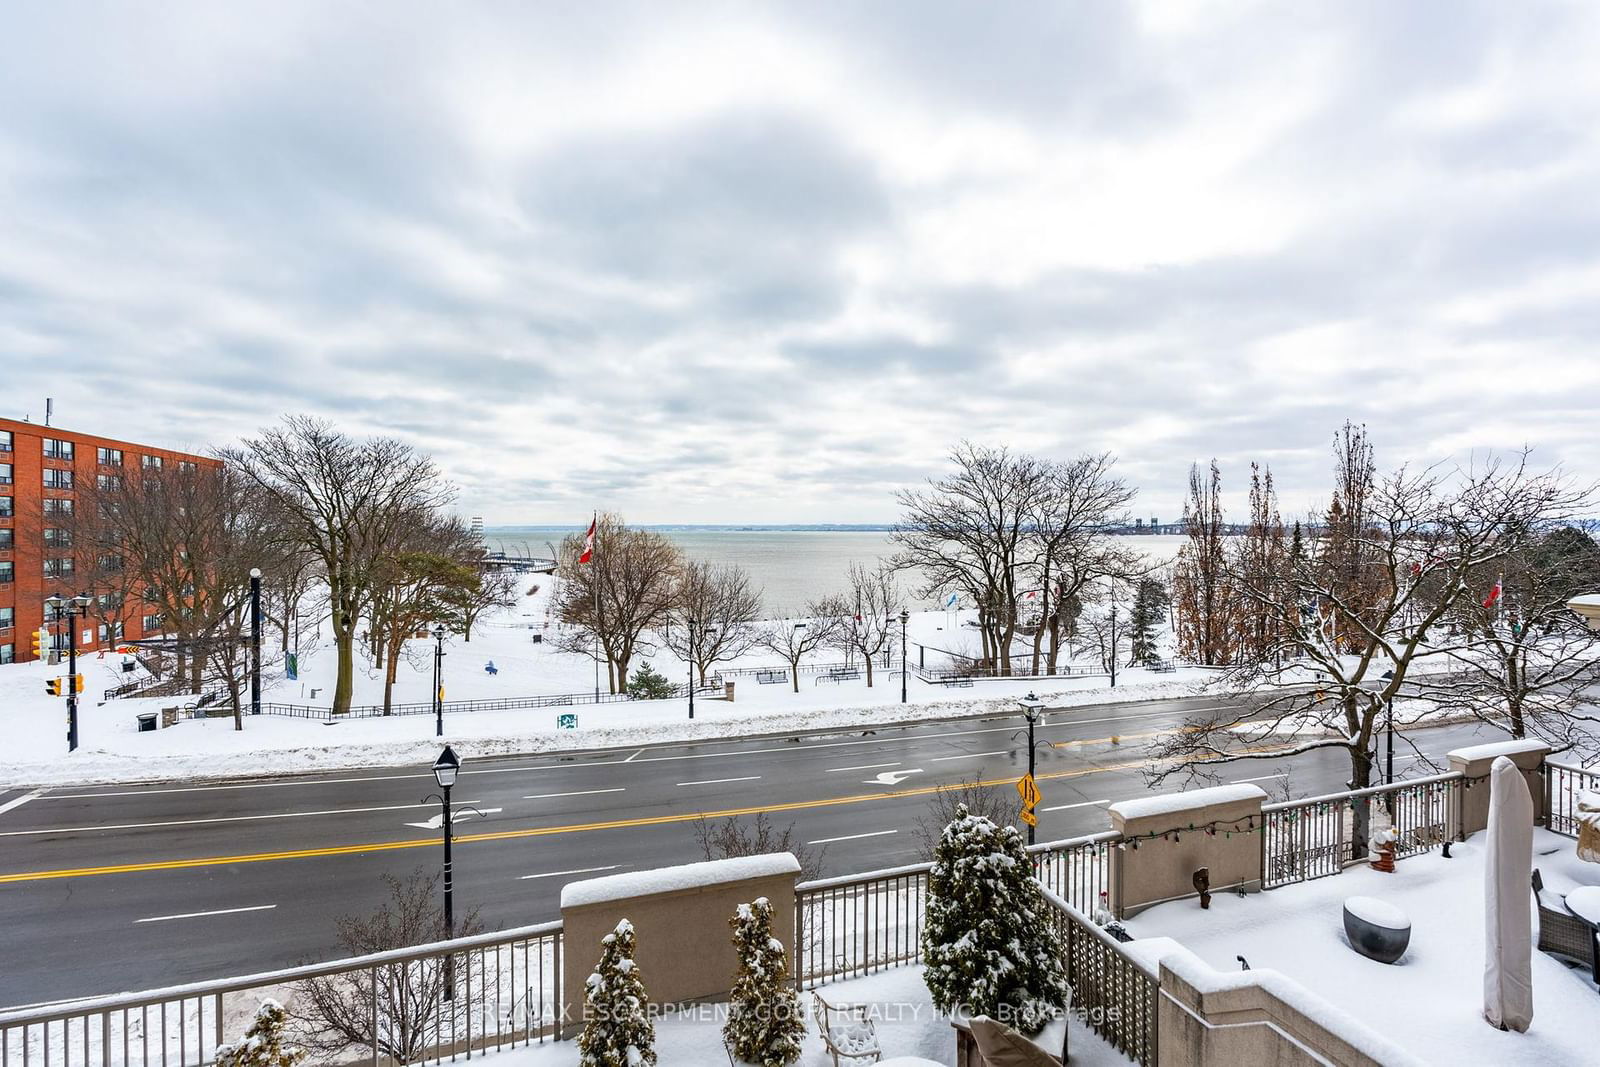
3, 2, 1598, 524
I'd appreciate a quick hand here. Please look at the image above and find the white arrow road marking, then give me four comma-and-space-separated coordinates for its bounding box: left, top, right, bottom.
808, 829, 898, 845
519, 865, 628, 881
866, 769, 924, 786
405, 807, 503, 830
0, 789, 45, 818
136, 905, 276, 924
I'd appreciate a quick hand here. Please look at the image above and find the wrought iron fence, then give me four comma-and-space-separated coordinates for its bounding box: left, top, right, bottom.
1030, 831, 1119, 914
0, 923, 563, 1067
795, 862, 930, 985
1261, 772, 1462, 889
1545, 760, 1600, 839
257, 692, 635, 720
1038, 885, 1158, 1067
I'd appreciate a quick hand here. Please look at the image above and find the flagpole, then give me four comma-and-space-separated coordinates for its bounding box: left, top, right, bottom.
593, 511, 601, 702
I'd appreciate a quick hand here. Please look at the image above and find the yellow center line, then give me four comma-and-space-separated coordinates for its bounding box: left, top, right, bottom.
0, 742, 1303, 885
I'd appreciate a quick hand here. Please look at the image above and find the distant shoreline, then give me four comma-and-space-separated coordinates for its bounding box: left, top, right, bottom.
485, 523, 899, 533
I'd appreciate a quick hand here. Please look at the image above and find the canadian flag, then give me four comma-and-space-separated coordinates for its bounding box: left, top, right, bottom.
578, 516, 596, 565
1483, 578, 1502, 610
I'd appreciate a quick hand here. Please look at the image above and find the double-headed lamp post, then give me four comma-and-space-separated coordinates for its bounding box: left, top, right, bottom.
899, 609, 910, 703
47, 593, 92, 752
249, 568, 262, 716
687, 618, 716, 720
1016, 691, 1047, 845
433, 625, 448, 737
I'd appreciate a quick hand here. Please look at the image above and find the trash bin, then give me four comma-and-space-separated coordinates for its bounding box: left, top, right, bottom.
724, 681, 735, 703
531, 633, 542, 644
136, 712, 158, 732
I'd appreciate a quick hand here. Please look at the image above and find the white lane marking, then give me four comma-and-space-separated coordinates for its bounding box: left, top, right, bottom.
623, 749, 645, 762
523, 788, 627, 800
930, 750, 1008, 762
867, 769, 924, 786
825, 762, 902, 773
1038, 799, 1111, 813
0, 789, 46, 817
520, 865, 627, 881
677, 776, 762, 786
405, 807, 503, 830
0, 801, 483, 838
808, 829, 898, 845
1232, 774, 1287, 784
136, 904, 277, 924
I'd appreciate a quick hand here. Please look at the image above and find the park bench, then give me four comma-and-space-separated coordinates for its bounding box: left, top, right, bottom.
1149, 660, 1177, 673
941, 675, 974, 688
756, 669, 790, 685
815, 669, 863, 685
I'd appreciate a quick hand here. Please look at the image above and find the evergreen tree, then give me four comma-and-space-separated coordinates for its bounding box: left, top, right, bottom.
215, 1000, 303, 1067
922, 805, 1069, 1034
578, 919, 656, 1067
1129, 577, 1169, 666
625, 661, 676, 700
723, 897, 806, 1066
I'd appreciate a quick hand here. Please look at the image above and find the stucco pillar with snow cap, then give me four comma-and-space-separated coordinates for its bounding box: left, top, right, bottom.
558, 852, 801, 1033
1109, 784, 1267, 918
1446, 738, 1551, 837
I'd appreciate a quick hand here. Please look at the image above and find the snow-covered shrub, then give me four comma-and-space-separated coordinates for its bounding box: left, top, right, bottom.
921, 804, 1069, 1034
625, 662, 675, 700
214, 999, 303, 1067
723, 897, 805, 1066
578, 919, 657, 1067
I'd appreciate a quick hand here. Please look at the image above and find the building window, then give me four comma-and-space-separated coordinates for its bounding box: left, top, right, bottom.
97, 473, 123, 491
50, 630, 70, 652
0, 463, 10, 485
43, 557, 74, 578
0, 606, 12, 630
44, 468, 74, 490
179, 460, 197, 472
43, 438, 74, 460
98, 554, 123, 572
97, 447, 123, 466
142, 454, 164, 470
96, 592, 117, 611
0, 430, 11, 452
0, 643, 12, 664
0, 496, 10, 516
143, 613, 162, 632
0, 561, 12, 584
97, 621, 124, 643
43, 527, 72, 549
0, 528, 11, 549
42, 497, 71, 515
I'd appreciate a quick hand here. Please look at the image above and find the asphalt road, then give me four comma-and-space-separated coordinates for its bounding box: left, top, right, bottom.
0, 692, 1507, 1007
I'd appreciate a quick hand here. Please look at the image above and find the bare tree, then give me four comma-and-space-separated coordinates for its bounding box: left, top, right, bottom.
663, 560, 763, 684
552, 514, 680, 692
757, 603, 845, 693
367, 516, 480, 714
1151, 450, 1592, 853
1418, 523, 1600, 758
692, 813, 826, 882
226, 418, 453, 714
822, 561, 900, 687
912, 776, 1022, 858
291, 869, 484, 1065
893, 443, 1046, 674
445, 567, 518, 643
1172, 459, 1234, 665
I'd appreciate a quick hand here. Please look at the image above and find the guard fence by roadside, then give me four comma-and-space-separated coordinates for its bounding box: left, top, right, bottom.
255, 692, 636, 719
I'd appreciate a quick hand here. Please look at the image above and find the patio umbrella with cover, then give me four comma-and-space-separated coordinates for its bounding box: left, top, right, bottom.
1483, 754, 1534, 1032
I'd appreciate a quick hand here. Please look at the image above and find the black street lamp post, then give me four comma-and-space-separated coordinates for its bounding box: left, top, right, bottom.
430, 745, 461, 999
433, 625, 447, 737
1016, 691, 1046, 845
249, 568, 262, 716
899, 609, 909, 703
687, 618, 715, 719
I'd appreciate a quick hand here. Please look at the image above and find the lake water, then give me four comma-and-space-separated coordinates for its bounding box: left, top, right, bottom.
487, 526, 1186, 616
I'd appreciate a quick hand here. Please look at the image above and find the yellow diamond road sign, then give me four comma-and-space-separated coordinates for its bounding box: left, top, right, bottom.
1017, 773, 1041, 809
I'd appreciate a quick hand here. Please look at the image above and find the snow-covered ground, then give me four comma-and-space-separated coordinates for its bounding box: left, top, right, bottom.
478, 964, 1128, 1067
1123, 829, 1600, 1065
2, 586, 1204, 787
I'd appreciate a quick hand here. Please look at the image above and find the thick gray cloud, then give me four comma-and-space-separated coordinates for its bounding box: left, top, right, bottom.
2, 1, 1598, 523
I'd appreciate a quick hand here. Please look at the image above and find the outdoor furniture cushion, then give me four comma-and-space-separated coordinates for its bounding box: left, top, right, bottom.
967, 1015, 1063, 1067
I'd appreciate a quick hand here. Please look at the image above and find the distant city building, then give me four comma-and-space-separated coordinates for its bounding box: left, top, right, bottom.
0, 416, 217, 665
470, 515, 485, 543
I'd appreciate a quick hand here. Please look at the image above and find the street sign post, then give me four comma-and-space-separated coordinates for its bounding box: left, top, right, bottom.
1017, 773, 1041, 827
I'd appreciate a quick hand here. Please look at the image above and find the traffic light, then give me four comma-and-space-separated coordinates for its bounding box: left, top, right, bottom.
45, 678, 64, 697
73, 674, 85, 694
32, 628, 47, 659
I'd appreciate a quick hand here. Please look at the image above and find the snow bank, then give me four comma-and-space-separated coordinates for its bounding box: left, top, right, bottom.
560, 853, 801, 910
1108, 783, 1265, 823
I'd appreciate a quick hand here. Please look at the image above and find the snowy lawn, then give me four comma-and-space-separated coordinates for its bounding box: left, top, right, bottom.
475, 964, 1128, 1067
1123, 828, 1600, 1065
2, 589, 1208, 787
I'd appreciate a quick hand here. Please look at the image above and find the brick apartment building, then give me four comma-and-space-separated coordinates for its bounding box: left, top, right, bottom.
0, 416, 219, 665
